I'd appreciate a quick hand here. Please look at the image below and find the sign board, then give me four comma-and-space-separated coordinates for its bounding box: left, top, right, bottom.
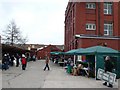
97, 68, 116, 85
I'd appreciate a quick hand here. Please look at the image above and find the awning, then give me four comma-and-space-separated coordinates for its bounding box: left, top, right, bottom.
75, 46, 120, 56
65, 48, 85, 55
65, 46, 120, 56
50, 52, 65, 55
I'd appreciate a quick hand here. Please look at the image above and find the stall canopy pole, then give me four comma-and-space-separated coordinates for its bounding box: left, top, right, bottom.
74, 55, 76, 66
95, 55, 97, 80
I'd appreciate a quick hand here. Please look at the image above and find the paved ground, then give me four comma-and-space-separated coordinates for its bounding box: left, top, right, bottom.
0, 70, 2, 89
2, 60, 119, 88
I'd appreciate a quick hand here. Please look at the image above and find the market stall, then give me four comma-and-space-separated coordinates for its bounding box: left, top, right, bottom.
65, 46, 120, 79
75, 46, 120, 79
50, 51, 65, 65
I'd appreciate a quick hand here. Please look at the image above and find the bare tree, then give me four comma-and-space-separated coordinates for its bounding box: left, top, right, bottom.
2, 20, 28, 45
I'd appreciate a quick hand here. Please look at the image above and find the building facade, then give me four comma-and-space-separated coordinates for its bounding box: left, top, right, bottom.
64, 2, 120, 51
36, 45, 63, 59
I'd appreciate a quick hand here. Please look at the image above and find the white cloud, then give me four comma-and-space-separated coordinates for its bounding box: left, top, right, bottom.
0, 0, 68, 3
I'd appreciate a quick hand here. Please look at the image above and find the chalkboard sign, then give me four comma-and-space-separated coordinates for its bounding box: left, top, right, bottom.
97, 68, 116, 85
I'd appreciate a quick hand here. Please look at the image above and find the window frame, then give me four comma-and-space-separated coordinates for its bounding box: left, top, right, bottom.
104, 3, 113, 15
104, 23, 113, 36
86, 3, 96, 9
86, 23, 96, 30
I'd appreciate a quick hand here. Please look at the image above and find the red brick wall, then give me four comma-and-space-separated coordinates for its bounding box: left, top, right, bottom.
37, 45, 62, 59
75, 2, 86, 34
78, 38, 120, 51
118, 2, 120, 36
118, 1, 120, 50
64, 2, 120, 51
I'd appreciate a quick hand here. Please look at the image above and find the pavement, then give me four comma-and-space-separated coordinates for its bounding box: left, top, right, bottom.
0, 70, 2, 90
2, 60, 119, 88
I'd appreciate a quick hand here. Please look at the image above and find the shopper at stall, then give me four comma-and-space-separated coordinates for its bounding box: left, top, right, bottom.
103, 56, 114, 88
66, 58, 73, 74
72, 65, 78, 76
77, 63, 83, 75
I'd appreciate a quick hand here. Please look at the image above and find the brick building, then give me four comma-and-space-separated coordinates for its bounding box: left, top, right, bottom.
64, 2, 120, 52
36, 45, 63, 59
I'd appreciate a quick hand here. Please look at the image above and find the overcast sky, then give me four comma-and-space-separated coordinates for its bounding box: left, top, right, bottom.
0, 0, 68, 45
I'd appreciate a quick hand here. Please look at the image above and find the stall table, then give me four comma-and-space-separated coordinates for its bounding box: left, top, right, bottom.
58, 62, 64, 66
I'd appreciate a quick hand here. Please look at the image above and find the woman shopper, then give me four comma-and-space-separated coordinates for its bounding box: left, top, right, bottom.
21, 54, 27, 70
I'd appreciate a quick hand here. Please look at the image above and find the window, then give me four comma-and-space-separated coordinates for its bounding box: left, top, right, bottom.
86, 23, 96, 30
104, 3, 112, 15
104, 23, 113, 36
86, 3, 96, 9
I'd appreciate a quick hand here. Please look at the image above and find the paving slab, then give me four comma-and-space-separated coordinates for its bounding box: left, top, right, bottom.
2, 60, 119, 89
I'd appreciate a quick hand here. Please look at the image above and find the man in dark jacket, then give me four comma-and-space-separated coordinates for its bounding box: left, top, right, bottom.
16, 54, 20, 67
10, 55, 14, 66
2, 54, 9, 70
103, 56, 114, 88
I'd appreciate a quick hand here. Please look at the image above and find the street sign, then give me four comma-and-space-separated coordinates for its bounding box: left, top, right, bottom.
97, 68, 116, 85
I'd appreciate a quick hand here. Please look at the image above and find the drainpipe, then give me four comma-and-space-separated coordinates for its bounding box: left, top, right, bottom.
98, 2, 101, 36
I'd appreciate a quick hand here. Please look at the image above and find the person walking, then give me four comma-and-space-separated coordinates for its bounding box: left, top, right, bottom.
103, 56, 114, 88
32, 55, 36, 61
10, 55, 15, 66
2, 54, 9, 70
21, 54, 27, 70
16, 54, 20, 67
43, 57, 50, 71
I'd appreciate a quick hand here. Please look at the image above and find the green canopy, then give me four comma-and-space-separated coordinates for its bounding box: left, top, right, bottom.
65, 46, 120, 79
65, 48, 85, 55
50, 52, 65, 55
65, 49, 77, 55
75, 46, 120, 55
